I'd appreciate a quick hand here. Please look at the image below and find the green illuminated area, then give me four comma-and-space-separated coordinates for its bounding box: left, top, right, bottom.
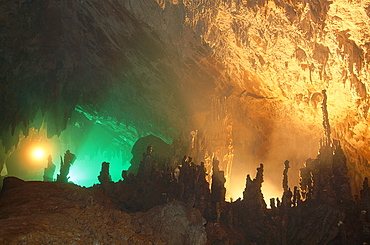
0, 0, 185, 187
64, 118, 131, 186
3, 108, 174, 187
68, 153, 125, 187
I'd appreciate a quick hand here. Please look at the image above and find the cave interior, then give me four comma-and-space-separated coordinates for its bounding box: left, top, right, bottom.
1, 0, 370, 244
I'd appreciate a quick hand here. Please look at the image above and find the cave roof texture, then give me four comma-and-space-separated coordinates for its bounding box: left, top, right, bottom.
1, 0, 370, 193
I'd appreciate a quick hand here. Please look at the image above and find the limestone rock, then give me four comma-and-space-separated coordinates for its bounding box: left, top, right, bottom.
142, 201, 207, 245
0, 177, 165, 244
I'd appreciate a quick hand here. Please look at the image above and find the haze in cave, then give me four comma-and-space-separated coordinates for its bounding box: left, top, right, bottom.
1, 0, 370, 244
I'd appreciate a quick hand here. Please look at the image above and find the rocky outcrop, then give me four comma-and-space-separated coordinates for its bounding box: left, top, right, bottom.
0, 177, 207, 245
1, 130, 370, 244
142, 201, 207, 245
128, 135, 172, 176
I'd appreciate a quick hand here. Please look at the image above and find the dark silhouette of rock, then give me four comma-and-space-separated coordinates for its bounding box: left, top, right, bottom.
98, 161, 113, 195
0, 140, 367, 245
128, 135, 171, 176
137, 145, 154, 180
56, 150, 76, 183
361, 177, 370, 222
332, 140, 353, 204
282, 160, 292, 209
0, 114, 366, 245
299, 160, 313, 201
321, 89, 332, 147
242, 163, 266, 213
43, 155, 55, 182
210, 158, 226, 204
98, 162, 112, 184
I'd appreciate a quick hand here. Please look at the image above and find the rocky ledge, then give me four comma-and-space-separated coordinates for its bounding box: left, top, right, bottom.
0, 177, 206, 245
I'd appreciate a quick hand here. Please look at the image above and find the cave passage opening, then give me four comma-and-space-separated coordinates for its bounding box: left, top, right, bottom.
1, 109, 139, 187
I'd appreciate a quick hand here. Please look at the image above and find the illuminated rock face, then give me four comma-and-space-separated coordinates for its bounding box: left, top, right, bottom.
1, 0, 370, 195
124, 0, 370, 194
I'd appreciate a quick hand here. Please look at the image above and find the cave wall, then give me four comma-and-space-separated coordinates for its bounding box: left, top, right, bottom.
1, 0, 370, 196
124, 0, 370, 194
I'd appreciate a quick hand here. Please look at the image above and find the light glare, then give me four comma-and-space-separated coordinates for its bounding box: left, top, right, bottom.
33, 149, 44, 159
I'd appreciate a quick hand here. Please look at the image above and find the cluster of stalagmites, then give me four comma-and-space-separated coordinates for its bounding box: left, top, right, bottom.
87, 139, 368, 244
3, 138, 370, 244
1, 130, 365, 244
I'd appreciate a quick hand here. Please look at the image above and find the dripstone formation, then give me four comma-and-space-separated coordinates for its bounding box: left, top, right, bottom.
1, 93, 370, 244
1, 138, 369, 244
56, 150, 76, 183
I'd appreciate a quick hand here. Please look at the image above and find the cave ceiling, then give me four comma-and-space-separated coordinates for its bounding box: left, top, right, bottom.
1, 0, 370, 195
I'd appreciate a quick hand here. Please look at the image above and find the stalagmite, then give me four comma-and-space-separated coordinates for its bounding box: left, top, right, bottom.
2, 0, 370, 244
321, 90, 332, 147
332, 140, 352, 204
210, 157, 226, 204
98, 162, 112, 184
43, 155, 56, 182
56, 150, 76, 183
242, 163, 267, 217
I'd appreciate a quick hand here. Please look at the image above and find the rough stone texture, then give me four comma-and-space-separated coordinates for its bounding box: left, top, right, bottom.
0, 136, 368, 244
122, 0, 370, 196
0, 177, 206, 245
2, 0, 370, 200
287, 202, 343, 245
142, 201, 207, 245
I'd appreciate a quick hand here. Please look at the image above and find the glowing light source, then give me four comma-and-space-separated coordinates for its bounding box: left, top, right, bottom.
33, 149, 45, 159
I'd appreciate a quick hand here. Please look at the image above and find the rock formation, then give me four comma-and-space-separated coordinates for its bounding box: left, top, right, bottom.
1, 1, 370, 243
1, 136, 370, 244
43, 155, 55, 182
56, 150, 76, 183
2, 0, 370, 200
0, 177, 206, 245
